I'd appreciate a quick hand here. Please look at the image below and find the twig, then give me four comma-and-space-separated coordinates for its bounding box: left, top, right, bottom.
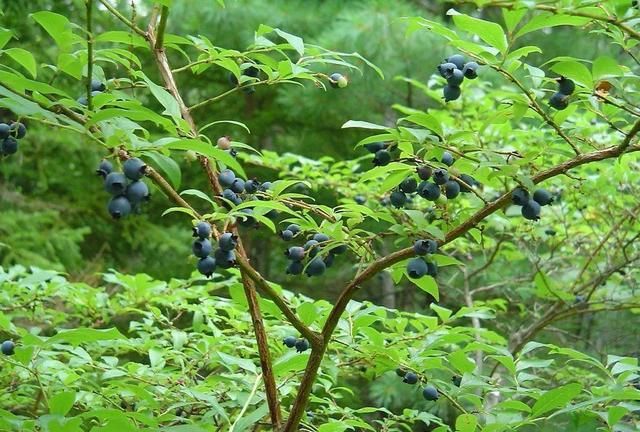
97, 0, 147, 38
86, 0, 94, 110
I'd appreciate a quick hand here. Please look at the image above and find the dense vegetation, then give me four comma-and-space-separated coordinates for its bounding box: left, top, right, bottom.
1, 0, 639, 431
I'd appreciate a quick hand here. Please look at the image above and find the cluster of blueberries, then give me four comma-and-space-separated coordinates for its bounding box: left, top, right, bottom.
192, 221, 237, 277
282, 335, 310, 353
1, 340, 15, 355
549, 76, 575, 111
436, 54, 479, 102
282, 226, 347, 277
0, 121, 27, 156
78, 79, 107, 106
394, 368, 439, 401
512, 187, 553, 221
97, 158, 150, 219
407, 239, 439, 279
218, 168, 275, 224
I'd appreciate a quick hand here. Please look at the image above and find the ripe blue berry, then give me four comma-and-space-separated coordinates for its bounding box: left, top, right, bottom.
323, 253, 335, 268
230, 178, 245, 194
218, 233, 237, 251
443, 85, 461, 102
446, 54, 465, 70
332, 244, 348, 255
512, 187, 529, 206
126, 181, 150, 204
462, 62, 479, 79
104, 172, 127, 195
441, 151, 454, 166
426, 261, 438, 277
1, 136, 18, 155
197, 256, 216, 277
91, 79, 106, 92
123, 158, 146, 181
400, 177, 418, 193
403, 372, 418, 384
218, 169, 236, 187
458, 174, 478, 192
281, 229, 294, 241
422, 386, 439, 401
193, 221, 211, 239
222, 188, 239, 203
214, 249, 236, 269
446, 69, 464, 86
304, 240, 320, 258
283, 336, 297, 348
10, 122, 26, 139
452, 375, 462, 387
433, 169, 449, 185
354, 195, 366, 204
192, 238, 213, 258
407, 257, 428, 279
418, 181, 440, 201
286, 260, 304, 275
444, 180, 460, 199
395, 368, 406, 377
549, 92, 569, 110
533, 189, 553, 206
295, 338, 309, 353
364, 142, 385, 153
96, 159, 113, 178
557, 76, 575, 95
305, 256, 326, 277
1, 340, 15, 355
437, 62, 457, 79
286, 224, 301, 235
107, 196, 132, 219
244, 179, 259, 193
258, 181, 272, 192
390, 190, 407, 208
373, 149, 392, 166
522, 200, 541, 221
417, 166, 433, 181
313, 233, 330, 243
0, 123, 10, 139
414, 239, 437, 256
286, 246, 305, 261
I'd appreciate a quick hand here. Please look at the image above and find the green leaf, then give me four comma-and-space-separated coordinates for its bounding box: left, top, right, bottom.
531, 383, 582, 417
342, 120, 389, 130
47, 328, 125, 346
455, 414, 477, 432
0, 29, 14, 50
447, 9, 508, 53
30, 11, 76, 50
274, 28, 304, 56
95, 31, 148, 48
430, 303, 451, 322
449, 350, 475, 373
408, 275, 439, 301
4, 48, 37, 78
180, 189, 216, 207
515, 14, 591, 38
502, 8, 527, 32
137, 71, 181, 121
550, 61, 592, 89
592, 56, 623, 80
144, 151, 182, 189
49, 391, 75, 416
200, 119, 251, 134
164, 139, 246, 178
218, 352, 257, 373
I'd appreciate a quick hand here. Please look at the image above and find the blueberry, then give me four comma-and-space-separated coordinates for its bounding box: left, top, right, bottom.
295, 338, 310, 353
104, 172, 128, 195
443, 85, 461, 102
426, 261, 438, 277
354, 195, 366, 204
457, 174, 478, 192
422, 386, 439, 401
218, 232, 237, 251
329, 72, 348, 88
452, 375, 462, 387
1, 340, 15, 355
437, 62, 457, 79
441, 151, 454, 166
217, 136, 231, 150
123, 158, 146, 181
96, 159, 113, 178
364, 142, 385, 153
10, 122, 26, 139
312, 233, 330, 243
403, 372, 418, 385
446, 69, 464, 86
395, 367, 406, 377
283, 336, 297, 348
462, 62, 479, 79
265, 209, 278, 219
512, 187, 529, 206
126, 180, 150, 204
0, 123, 10, 139
107, 196, 132, 219
305, 256, 326, 277
286, 224, 301, 235
244, 65, 259, 78
444, 180, 460, 199
417, 166, 433, 181
373, 149, 392, 167
214, 249, 236, 269
433, 169, 449, 185
400, 177, 418, 193
557, 76, 575, 95
522, 200, 541, 221
193, 221, 211, 239
418, 181, 440, 201
281, 229, 294, 241
197, 256, 216, 277
390, 190, 407, 208
304, 240, 320, 258
192, 238, 213, 258
446, 54, 465, 70
222, 188, 239, 203
532, 189, 553, 206
549, 92, 569, 110
218, 169, 236, 188
332, 244, 348, 255
244, 179, 259, 193
1, 136, 18, 155
230, 178, 245, 194
258, 181, 272, 192
413, 239, 437, 256
91, 79, 106, 92
407, 257, 428, 279
286, 246, 305, 261
286, 260, 304, 275
323, 253, 335, 268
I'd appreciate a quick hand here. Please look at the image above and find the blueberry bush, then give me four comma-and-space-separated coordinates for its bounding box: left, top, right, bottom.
1, 1, 640, 431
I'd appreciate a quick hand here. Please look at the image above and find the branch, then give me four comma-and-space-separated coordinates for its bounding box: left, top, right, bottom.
97, 0, 147, 38
154, 6, 168, 51
85, 0, 94, 111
